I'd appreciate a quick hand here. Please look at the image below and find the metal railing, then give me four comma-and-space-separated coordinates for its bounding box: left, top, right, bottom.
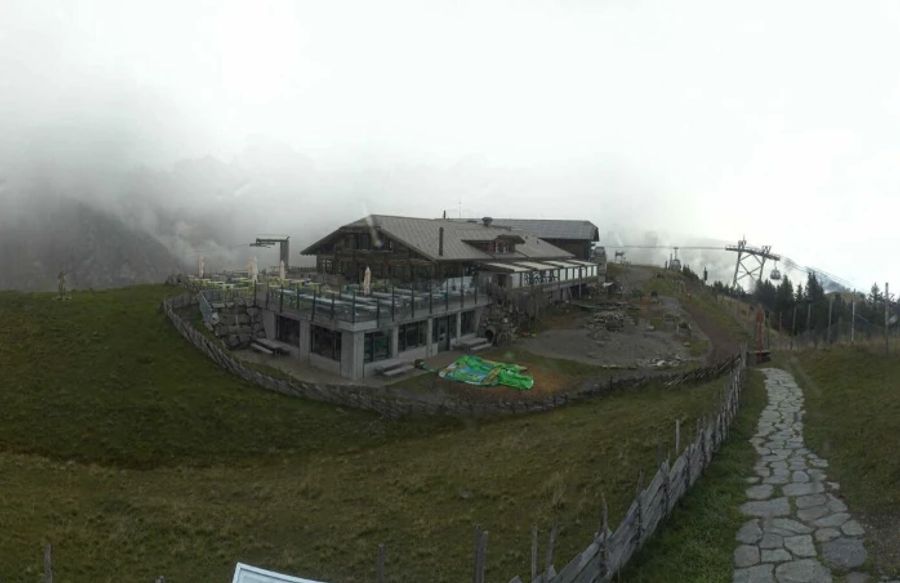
260, 278, 491, 326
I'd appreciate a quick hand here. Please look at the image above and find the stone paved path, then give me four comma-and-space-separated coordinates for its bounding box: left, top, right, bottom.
732, 368, 890, 583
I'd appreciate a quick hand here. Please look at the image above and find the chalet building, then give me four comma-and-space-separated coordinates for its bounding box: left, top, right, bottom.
302, 215, 589, 282
253, 215, 602, 380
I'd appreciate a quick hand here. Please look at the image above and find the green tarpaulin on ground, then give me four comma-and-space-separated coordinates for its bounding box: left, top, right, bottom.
438, 355, 534, 390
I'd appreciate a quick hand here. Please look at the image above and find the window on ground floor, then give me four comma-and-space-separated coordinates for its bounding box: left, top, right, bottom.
311, 324, 342, 361
364, 330, 391, 363
431, 315, 458, 343
398, 320, 427, 352
461, 310, 476, 335
276, 316, 300, 345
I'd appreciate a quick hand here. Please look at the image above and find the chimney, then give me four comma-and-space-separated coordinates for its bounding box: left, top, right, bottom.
482, 216, 493, 227
438, 227, 444, 256
442, 209, 447, 219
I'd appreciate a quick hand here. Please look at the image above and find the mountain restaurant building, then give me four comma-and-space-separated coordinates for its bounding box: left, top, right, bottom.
256, 215, 602, 380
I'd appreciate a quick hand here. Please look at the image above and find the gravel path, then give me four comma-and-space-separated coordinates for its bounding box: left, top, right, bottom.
732, 368, 894, 583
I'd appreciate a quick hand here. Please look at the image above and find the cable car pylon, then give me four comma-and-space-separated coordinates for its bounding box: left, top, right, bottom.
726, 238, 781, 290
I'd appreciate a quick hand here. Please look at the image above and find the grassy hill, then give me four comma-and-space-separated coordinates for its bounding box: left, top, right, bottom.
1, 284, 749, 582
782, 347, 900, 576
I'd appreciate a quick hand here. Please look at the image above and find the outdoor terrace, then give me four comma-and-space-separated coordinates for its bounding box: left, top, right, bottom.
259, 278, 489, 330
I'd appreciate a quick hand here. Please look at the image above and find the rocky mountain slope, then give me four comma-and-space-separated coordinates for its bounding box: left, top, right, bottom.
0, 198, 184, 291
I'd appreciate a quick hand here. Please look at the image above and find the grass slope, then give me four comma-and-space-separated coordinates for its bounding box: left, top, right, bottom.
0, 286, 451, 470
1, 286, 739, 581
623, 369, 766, 581
782, 347, 900, 576
640, 268, 752, 359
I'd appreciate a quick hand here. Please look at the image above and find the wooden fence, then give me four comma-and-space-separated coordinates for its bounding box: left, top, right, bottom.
506, 350, 747, 583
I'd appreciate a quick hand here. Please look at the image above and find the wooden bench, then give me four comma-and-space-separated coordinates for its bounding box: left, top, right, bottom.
250, 342, 274, 355
454, 337, 492, 353
381, 364, 415, 377
375, 359, 415, 377
253, 338, 292, 355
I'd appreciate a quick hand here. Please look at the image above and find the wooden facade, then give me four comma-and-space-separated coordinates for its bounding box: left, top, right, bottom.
312, 227, 471, 283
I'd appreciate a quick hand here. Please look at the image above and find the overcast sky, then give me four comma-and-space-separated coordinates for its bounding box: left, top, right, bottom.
2, 0, 899, 290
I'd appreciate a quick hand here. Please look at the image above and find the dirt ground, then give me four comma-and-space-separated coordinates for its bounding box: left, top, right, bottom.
517, 293, 711, 373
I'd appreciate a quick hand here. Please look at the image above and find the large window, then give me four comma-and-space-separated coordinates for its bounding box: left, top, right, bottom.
431, 315, 457, 343
311, 325, 342, 361
461, 310, 476, 335
364, 330, 391, 363
276, 316, 300, 346
398, 320, 427, 352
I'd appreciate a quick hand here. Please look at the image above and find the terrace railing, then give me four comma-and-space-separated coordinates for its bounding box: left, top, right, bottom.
258, 278, 490, 327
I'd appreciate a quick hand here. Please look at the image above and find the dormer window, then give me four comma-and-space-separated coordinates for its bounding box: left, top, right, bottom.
462, 233, 523, 255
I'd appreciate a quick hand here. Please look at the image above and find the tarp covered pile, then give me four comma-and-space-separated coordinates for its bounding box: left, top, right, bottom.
439, 355, 534, 390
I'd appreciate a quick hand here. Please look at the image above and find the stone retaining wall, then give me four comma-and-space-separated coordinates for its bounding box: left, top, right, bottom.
162, 293, 740, 419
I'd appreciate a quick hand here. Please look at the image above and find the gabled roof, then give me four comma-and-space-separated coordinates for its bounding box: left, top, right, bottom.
454, 218, 599, 242
302, 215, 574, 262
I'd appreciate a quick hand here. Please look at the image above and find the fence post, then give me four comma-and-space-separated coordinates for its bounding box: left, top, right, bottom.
805, 302, 812, 347
827, 296, 834, 344
791, 304, 797, 350
635, 471, 644, 545
600, 493, 610, 577
376, 543, 386, 583
43, 543, 53, 583
702, 416, 709, 464
530, 526, 539, 582
473, 526, 488, 583
886, 282, 890, 354
480, 530, 489, 583
674, 418, 681, 454
662, 458, 671, 516
545, 522, 558, 579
